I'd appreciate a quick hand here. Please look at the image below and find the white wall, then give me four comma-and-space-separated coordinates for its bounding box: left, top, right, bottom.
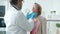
53, 0, 60, 15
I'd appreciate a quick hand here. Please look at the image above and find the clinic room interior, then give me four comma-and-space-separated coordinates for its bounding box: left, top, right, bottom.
0, 0, 60, 34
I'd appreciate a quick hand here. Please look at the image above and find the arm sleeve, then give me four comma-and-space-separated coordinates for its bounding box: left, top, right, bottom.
15, 12, 34, 31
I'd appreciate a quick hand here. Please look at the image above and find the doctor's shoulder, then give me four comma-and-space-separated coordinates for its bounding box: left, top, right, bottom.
15, 11, 25, 18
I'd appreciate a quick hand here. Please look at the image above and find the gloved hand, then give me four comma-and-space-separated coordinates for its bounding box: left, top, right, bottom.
31, 12, 37, 19
25, 12, 31, 19
25, 12, 37, 19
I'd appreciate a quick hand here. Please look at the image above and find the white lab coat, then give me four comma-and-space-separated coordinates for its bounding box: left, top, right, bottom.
4, 3, 34, 34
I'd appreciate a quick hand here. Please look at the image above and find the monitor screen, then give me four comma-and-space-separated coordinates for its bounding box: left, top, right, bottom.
0, 6, 5, 17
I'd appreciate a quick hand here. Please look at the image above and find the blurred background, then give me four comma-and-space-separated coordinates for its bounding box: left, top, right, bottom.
0, 0, 60, 34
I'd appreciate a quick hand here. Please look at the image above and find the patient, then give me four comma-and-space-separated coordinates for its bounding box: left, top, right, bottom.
30, 3, 47, 34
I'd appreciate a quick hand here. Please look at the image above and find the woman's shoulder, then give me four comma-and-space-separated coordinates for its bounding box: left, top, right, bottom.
38, 15, 46, 21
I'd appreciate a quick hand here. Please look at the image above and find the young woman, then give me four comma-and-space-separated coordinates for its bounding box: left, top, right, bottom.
30, 3, 47, 34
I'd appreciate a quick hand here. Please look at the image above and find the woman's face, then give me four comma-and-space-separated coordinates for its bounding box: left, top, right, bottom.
32, 3, 41, 16
32, 4, 38, 12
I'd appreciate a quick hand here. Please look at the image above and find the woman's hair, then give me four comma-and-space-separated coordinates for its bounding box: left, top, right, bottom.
34, 3, 42, 17
10, 0, 23, 5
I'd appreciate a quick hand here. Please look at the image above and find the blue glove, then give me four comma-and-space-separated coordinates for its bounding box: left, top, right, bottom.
25, 12, 32, 19
31, 12, 37, 19
26, 12, 37, 19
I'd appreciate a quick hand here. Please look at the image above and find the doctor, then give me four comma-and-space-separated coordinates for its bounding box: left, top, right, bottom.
4, 0, 35, 34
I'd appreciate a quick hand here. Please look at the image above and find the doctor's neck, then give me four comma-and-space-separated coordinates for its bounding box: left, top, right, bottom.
11, 2, 22, 10
10, 0, 23, 10
15, 4, 20, 8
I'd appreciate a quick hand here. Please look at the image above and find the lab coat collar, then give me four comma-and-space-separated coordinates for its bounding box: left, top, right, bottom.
9, 3, 22, 12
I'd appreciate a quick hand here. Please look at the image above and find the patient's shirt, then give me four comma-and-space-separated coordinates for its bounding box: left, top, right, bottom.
30, 19, 38, 34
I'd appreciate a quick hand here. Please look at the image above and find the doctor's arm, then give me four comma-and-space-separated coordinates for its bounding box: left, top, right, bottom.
15, 13, 34, 31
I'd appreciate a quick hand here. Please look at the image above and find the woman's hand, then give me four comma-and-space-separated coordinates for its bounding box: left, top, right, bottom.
33, 18, 38, 22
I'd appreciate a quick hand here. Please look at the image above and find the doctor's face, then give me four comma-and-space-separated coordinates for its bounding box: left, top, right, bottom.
17, 0, 23, 10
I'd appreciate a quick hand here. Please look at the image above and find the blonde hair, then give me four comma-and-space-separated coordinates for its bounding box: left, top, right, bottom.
34, 3, 42, 17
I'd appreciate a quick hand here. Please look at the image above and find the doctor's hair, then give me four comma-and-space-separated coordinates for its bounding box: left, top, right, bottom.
10, 0, 23, 5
